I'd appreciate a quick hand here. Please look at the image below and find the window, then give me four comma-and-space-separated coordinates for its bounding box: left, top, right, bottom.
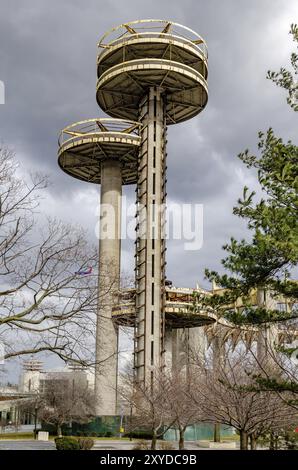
152, 173, 156, 195
151, 311, 154, 334
151, 341, 154, 365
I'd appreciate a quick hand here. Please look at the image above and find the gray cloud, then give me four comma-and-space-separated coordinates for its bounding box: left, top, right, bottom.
0, 1, 297, 379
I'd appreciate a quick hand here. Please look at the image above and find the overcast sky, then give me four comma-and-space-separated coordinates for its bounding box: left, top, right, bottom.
0, 0, 297, 379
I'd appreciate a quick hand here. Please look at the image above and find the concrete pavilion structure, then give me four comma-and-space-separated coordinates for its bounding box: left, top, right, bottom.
58, 20, 298, 418
58, 19, 209, 416
96, 19, 208, 396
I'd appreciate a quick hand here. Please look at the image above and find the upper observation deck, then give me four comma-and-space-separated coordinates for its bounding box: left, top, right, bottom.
96, 20, 208, 124
58, 118, 141, 184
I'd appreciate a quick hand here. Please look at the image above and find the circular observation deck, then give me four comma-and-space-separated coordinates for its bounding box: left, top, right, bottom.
58, 118, 141, 184
96, 20, 208, 125
111, 287, 217, 328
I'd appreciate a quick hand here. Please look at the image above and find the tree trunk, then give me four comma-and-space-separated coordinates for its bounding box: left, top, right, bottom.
179, 429, 185, 450
240, 430, 248, 450
213, 423, 221, 442
34, 409, 38, 440
269, 432, 274, 450
250, 434, 257, 450
151, 431, 157, 450
269, 431, 279, 450
57, 424, 62, 438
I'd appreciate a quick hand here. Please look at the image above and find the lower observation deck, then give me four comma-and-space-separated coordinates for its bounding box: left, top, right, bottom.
58, 118, 141, 184
112, 287, 217, 328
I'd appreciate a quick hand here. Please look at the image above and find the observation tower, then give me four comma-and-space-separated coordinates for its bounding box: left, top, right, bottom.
58, 118, 141, 414
58, 20, 298, 422
59, 19, 208, 416
96, 20, 208, 391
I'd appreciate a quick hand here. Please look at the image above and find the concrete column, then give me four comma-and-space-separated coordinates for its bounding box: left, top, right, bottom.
164, 328, 173, 371
212, 332, 225, 370
186, 327, 206, 370
95, 159, 122, 415
135, 87, 166, 386
256, 287, 278, 367
165, 328, 186, 374
165, 326, 207, 377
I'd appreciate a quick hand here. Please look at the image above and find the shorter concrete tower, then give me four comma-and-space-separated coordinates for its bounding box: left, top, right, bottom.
58, 118, 141, 415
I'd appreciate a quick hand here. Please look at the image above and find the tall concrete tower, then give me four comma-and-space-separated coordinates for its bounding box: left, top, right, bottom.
58, 20, 208, 416
58, 118, 141, 414
96, 20, 208, 389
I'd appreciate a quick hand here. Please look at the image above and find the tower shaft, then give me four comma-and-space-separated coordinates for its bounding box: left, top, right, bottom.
135, 87, 167, 386
95, 159, 122, 415
256, 287, 278, 367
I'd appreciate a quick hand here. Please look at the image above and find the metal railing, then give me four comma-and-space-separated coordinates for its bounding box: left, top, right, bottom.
97, 20, 208, 58
58, 118, 142, 147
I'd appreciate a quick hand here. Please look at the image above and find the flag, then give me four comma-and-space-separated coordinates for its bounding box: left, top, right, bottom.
75, 266, 92, 275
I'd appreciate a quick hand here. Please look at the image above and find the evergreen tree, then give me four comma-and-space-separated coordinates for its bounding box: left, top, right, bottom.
196, 25, 298, 326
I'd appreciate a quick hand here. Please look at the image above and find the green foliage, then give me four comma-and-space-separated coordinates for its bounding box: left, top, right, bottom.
195, 24, 298, 326
123, 430, 153, 440
254, 375, 298, 394
258, 429, 298, 450
54, 436, 94, 450
55, 437, 80, 450
267, 24, 298, 111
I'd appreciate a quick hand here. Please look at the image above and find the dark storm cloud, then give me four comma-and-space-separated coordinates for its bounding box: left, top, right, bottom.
0, 0, 297, 289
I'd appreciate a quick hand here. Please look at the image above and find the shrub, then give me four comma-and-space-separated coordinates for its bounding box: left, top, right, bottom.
133, 440, 151, 450
159, 441, 175, 450
77, 438, 94, 450
124, 431, 153, 440
284, 431, 298, 450
105, 431, 113, 437
55, 437, 80, 451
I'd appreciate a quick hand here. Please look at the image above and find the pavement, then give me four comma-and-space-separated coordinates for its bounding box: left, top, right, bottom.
93, 440, 203, 450
0, 439, 239, 451
0, 440, 55, 450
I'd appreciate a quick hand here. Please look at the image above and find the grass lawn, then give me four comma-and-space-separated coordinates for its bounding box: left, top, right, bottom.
219, 434, 240, 441
0, 433, 35, 440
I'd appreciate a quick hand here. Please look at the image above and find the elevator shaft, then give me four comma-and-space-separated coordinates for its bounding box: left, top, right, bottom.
135, 88, 167, 386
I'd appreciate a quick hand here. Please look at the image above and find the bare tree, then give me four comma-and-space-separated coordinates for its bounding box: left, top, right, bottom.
162, 371, 197, 450
0, 146, 105, 365
244, 322, 298, 413
119, 370, 175, 450
18, 391, 45, 437
21, 373, 96, 437
189, 351, 297, 450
